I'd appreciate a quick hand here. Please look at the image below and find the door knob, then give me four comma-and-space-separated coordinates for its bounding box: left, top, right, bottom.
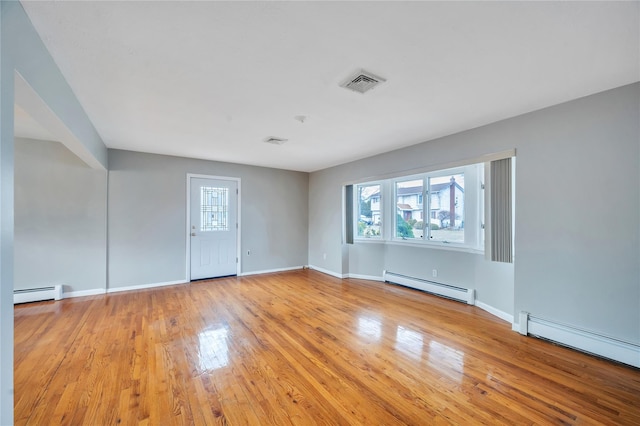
191, 232, 196, 237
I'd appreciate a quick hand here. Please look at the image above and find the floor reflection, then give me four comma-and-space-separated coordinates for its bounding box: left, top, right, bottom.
395, 326, 423, 360
198, 325, 229, 372
14, 300, 62, 316
427, 340, 465, 383
357, 316, 382, 341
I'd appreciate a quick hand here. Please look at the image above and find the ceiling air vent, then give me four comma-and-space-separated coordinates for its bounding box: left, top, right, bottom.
263, 136, 288, 145
340, 69, 386, 94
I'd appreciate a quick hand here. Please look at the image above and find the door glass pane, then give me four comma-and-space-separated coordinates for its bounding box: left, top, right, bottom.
395, 179, 423, 240
201, 187, 229, 231
429, 173, 464, 243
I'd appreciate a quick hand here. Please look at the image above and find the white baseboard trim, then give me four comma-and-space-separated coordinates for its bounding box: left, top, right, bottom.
63, 288, 107, 299
307, 265, 346, 279
347, 273, 384, 282
523, 313, 640, 368
474, 300, 514, 324
60, 269, 305, 299
239, 266, 303, 277
106, 279, 187, 294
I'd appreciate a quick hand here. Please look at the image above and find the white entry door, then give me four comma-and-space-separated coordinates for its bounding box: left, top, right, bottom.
190, 177, 238, 280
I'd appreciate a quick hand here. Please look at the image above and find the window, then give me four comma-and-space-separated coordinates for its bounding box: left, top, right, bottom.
395, 179, 423, 240
201, 187, 229, 231
427, 172, 464, 243
354, 163, 484, 250
394, 172, 466, 242
356, 183, 382, 238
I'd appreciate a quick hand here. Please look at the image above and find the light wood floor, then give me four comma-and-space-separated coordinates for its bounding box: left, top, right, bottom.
14, 270, 640, 425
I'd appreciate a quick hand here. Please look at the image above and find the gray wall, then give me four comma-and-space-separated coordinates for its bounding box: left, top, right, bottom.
108, 149, 309, 288
309, 82, 639, 345
1, 2, 109, 422
14, 138, 107, 294
514, 83, 639, 342
0, 5, 13, 423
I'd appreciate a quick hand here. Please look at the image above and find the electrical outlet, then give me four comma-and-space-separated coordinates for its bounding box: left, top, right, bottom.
432, 269, 438, 278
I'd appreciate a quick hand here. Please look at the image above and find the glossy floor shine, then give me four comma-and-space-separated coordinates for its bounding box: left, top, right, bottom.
14, 270, 640, 425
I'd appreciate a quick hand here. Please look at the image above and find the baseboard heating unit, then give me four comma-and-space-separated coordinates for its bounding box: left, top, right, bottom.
518, 312, 640, 368
383, 271, 475, 305
14, 285, 63, 304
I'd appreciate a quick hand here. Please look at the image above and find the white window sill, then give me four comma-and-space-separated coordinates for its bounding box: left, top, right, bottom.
352, 238, 484, 255
353, 238, 384, 244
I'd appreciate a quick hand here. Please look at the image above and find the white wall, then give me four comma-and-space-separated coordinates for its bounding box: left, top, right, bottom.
14, 138, 107, 294
309, 82, 639, 345
108, 149, 309, 289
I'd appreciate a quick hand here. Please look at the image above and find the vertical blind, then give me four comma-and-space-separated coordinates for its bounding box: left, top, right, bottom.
345, 185, 354, 244
490, 158, 513, 263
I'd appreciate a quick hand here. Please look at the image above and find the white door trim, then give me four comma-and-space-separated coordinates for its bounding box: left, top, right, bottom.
186, 173, 241, 280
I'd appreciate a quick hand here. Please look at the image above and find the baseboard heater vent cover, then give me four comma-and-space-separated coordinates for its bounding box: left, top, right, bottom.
383, 271, 475, 305
519, 312, 640, 368
14, 285, 63, 304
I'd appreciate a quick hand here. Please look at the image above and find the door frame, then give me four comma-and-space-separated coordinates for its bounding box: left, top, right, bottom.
186, 173, 241, 281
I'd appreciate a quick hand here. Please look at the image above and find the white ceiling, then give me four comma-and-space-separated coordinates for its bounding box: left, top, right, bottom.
17, 1, 639, 172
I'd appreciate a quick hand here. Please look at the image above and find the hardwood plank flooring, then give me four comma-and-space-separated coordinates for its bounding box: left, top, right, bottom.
14, 270, 640, 425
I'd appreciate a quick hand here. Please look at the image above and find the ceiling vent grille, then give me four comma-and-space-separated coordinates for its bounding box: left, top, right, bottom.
264, 136, 288, 145
340, 69, 386, 94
